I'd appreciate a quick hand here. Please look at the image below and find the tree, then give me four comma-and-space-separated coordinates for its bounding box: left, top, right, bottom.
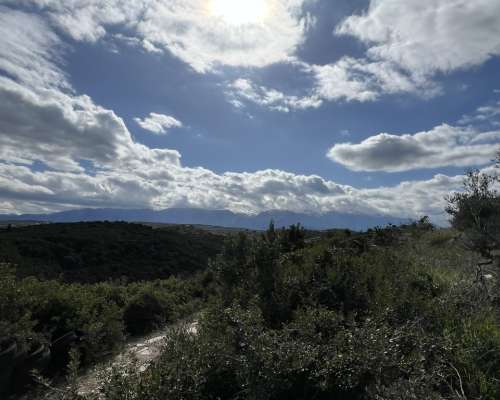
212, 232, 251, 304
446, 153, 500, 259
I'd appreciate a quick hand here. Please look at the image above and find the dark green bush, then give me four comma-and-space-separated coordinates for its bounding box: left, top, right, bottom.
124, 292, 166, 335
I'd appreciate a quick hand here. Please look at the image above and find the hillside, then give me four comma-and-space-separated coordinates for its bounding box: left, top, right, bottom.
89, 224, 499, 400
1, 220, 499, 400
0, 222, 225, 283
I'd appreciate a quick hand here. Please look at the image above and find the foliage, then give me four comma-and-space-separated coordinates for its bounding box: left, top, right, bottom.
3, 209, 500, 400
0, 222, 225, 283
0, 265, 209, 382
124, 291, 167, 335
93, 223, 500, 400
446, 156, 500, 257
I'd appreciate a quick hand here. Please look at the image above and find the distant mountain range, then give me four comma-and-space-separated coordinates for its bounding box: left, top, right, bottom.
0, 208, 410, 231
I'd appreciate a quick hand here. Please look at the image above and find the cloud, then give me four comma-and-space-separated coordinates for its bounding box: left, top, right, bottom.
0, 8, 181, 174
249, 0, 499, 108
0, 6, 67, 90
13, 0, 313, 73
308, 52, 443, 103
236, 0, 500, 109
227, 59, 407, 111
136, 0, 313, 73
9, 0, 500, 110
360, 173, 464, 223
0, 78, 181, 173
310, 58, 379, 102
337, 0, 500, 78
0, 154, 471, 225
228, 56, 440, 112
9, 0, 144, 43
0, 5, 492, 226
458, 101, 500, 128
135, 113, 183, 135
226, 0, 500, 110
226, 78, 322, 112
328, 124, 500, 172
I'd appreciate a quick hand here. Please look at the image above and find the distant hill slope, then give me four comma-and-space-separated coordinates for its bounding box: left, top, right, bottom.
0, 208, 408, 231
0, 222, 225, 283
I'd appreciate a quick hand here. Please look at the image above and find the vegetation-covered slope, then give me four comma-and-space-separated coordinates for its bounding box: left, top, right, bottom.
64, 222, 500, 400
0, 222, 225, 283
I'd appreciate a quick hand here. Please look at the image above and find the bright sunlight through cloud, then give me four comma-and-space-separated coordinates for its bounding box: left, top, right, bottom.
210, 0, 268, 25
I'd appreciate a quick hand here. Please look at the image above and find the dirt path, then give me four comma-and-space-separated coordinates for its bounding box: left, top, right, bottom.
75, 320, 198, 398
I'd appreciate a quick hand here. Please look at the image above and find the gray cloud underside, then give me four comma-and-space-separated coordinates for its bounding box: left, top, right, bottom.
328, 124, 500, 172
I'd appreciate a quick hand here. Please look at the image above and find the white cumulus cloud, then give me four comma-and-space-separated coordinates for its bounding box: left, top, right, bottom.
336, 0, 500, 84
328, 124, 500, 172
226, 78, 322, 112
135, 113, 183, 135
248, 0, 500, 109
10, 0, 313, 73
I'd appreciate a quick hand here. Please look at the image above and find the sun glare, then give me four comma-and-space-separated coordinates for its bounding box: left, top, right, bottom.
210, 0, 268, 25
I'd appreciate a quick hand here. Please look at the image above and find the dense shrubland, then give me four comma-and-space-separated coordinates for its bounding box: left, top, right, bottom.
0, 221, 225, 397
0, 222, 224, 283
3, 219, 500, 399
1, 267, 211, 350
0, 264, 214, 397
88, 221, 500, 400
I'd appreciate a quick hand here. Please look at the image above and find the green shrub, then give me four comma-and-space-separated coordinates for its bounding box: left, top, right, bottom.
0, 264, 203, 376
124, 292, 167, 335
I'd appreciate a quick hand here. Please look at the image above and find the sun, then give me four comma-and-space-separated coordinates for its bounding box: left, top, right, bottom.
210, 0, 268, 25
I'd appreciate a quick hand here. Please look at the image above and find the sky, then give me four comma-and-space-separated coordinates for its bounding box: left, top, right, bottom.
0, 0, 500, 224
